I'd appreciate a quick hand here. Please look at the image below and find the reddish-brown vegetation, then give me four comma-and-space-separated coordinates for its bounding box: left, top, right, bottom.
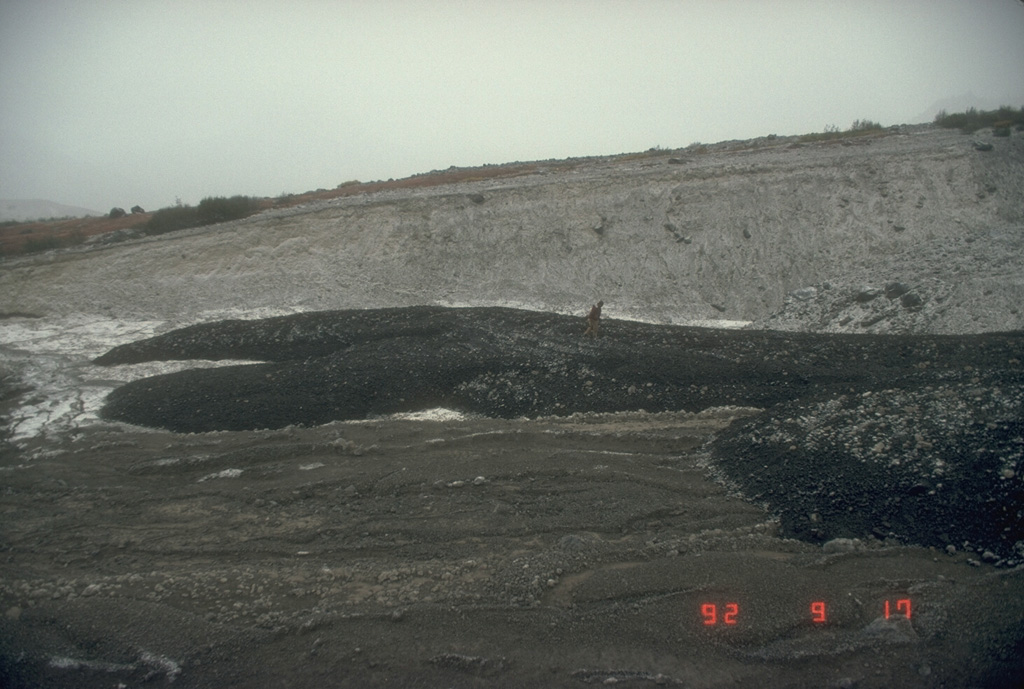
273, 160, 572, 208
0, 162, 571, 257
0, 212, 151, 256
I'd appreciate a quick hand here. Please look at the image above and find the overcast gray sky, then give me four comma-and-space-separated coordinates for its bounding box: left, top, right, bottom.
2, 0, 1023, 213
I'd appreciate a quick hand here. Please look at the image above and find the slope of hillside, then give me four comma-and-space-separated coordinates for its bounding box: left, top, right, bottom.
1, 125, 1021, 334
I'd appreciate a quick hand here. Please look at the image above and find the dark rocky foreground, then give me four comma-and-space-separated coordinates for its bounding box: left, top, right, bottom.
96, 307, 1024, 559
1, 306, 1022, 688
3, 412, 1023, 689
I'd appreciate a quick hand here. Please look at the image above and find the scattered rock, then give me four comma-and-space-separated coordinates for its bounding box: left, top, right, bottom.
709, 369, 1024, 558
558, 534, 589, 552
86, 228, 145, 246
822, 538, 863, 554
430, 653, 508, 677
855, 287, 881, 303
884, 282, 911, 300
900, 292, 924, 309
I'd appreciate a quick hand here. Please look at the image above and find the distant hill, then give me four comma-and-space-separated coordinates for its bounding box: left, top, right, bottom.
0, 199, 101, 223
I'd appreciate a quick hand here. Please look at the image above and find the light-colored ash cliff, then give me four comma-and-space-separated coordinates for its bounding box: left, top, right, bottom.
2, 125, 1021, 333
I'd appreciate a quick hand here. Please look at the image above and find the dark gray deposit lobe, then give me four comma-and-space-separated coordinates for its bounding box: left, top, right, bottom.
95, 306, 1024, 559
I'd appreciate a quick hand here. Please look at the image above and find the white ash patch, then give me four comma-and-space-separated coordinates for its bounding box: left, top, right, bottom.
0, 313, 272, 445
382, 407, 468, 422
198, 468, 243, 482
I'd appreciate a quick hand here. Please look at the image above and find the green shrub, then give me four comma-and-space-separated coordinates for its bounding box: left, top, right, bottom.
799, 120, 885, 143
145, 195, 261, 236
196, 195, 261, 225
145, 205, 199, 236
850, 119, 882, 131
935, 106, 1024, 133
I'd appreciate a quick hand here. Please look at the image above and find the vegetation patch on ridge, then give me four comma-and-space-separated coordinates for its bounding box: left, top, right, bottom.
934, 105, 1024, 134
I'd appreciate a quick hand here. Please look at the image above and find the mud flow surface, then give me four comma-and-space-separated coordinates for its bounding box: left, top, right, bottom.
1, 307, 1022, 688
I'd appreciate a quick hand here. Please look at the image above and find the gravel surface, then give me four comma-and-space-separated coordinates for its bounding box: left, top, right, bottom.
2, 410, 1022, 688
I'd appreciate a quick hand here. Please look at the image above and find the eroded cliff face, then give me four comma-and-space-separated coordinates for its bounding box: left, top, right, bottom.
2, 125, 1021, 333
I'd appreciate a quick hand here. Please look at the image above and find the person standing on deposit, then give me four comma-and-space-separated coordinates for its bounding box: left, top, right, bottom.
584, 300, 603, 337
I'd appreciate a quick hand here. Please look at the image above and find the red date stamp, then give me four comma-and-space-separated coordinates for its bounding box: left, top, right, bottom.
699, 598, 911, 626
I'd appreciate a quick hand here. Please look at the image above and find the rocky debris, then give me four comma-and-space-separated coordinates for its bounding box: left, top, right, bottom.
84, 227, 145, 246
93, 306, 825, 430
92, 306, 1024, 559
93, 305, 966, 432
791, 287, 818, 301
900, 291, 924, 309
756, 223, 1024, 334
706, 378, 1024, 559
855, 286, 882, 303
884, 282, 912, 300
571, 668, 682, 684
429, 652, 508, 677
821, 538, 866, 554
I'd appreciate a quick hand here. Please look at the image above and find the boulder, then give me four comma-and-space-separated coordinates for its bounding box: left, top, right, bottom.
108, 207, 126, 219
901, 292, 924, 309
791, 287, 818, 301
885, 282, 911, 300
855, 286, 881, 303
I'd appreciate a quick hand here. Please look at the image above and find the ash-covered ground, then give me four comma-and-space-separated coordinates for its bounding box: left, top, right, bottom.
93, 306, 1024, 561
2, 306, 1020, 688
